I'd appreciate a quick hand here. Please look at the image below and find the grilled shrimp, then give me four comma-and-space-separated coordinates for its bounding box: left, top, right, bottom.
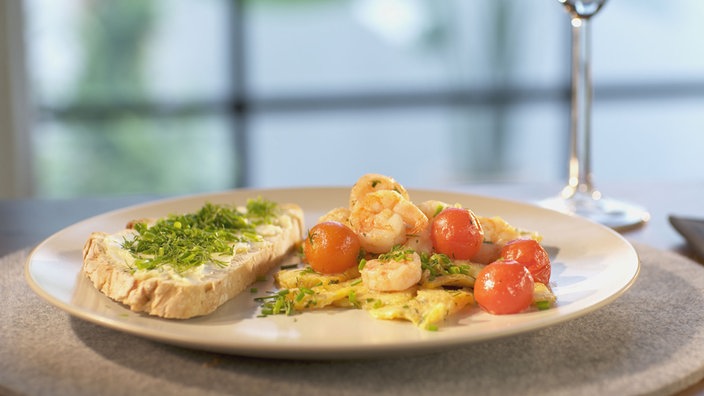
349, 173, 410, 208
361, 251, 423, 292
349, 190, 429, 254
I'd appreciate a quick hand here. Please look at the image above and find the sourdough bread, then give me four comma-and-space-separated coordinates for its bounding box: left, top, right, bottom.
82, 202, 304, 319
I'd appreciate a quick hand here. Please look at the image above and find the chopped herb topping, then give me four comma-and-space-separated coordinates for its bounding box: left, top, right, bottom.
301, 266, 317, 274
348, 290, 360, 307
255, 289, 294, 316
295, 287, 314, 302
245, 197, 280, 225
121, 198, 279, 273
377, 245, 415, 262
421, 252, 473, 280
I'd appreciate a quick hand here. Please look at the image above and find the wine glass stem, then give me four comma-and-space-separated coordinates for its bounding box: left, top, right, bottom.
562, 16, 598, 200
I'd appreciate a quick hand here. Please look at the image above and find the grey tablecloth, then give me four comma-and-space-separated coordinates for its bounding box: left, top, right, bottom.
3, 242, 704, 396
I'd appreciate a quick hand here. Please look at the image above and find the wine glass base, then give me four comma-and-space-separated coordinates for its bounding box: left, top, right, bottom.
538, 195, 650, 231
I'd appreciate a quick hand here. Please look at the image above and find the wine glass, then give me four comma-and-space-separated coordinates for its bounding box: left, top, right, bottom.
539, 0, 649, 230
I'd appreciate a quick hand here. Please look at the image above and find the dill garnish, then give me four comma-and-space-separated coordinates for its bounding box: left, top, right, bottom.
121, 198, 279, 273
245, 197, 279, 225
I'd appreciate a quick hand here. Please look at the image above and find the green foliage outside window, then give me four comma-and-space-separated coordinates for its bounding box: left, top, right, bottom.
35, 0, 237, 197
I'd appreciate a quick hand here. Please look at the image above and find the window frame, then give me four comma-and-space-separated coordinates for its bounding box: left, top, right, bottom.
0, 0, 34, 198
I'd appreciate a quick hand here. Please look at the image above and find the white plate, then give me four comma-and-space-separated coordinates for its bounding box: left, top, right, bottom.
25, 187, 639, 359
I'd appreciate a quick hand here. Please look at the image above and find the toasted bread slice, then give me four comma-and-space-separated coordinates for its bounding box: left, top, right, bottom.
82, 202, 304, 319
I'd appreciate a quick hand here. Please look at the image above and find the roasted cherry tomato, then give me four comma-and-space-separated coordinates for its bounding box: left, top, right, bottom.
430, 207, 484, 260
303, 221, 361, 274
474, 259, 534, 315
500, 239, 551, 284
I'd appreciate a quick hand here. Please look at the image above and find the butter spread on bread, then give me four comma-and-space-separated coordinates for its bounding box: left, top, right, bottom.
82, 198, 304, 319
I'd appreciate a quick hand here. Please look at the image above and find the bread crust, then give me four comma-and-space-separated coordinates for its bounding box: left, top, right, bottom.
82, 203, 304, 319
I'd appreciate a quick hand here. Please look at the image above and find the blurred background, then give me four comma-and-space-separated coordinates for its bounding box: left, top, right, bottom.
1, 0, 703, 199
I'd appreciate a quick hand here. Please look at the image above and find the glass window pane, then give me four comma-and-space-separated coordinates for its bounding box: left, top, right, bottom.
33, 115, 237, 197
247, 0, 447, 96
24, 0, 237, 198
246, 0, 566, 96
26, 0, 232, 106
593, 98, 704, 182
596, 0, 704, 83
143, 0, 232, 103
247, 104, 564, 189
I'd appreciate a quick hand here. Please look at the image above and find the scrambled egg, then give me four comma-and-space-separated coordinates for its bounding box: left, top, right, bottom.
268, 261, 555, 331
274, 267, 475, 330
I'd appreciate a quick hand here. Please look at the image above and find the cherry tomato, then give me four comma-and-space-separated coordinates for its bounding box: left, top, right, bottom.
500, 239, 551, 284
474, 259, 534, 315
303, 221, 361, 274
430, 207, 484, 260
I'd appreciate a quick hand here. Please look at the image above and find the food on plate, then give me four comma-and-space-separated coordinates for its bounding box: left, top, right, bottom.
430, 207, 484, 260
474, 259, 535, 315
349, 189, 428, 254
500, 238, 551, 284
303, 221, 361, 274
258, 173, 557, 330
82, 198, 304, 319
